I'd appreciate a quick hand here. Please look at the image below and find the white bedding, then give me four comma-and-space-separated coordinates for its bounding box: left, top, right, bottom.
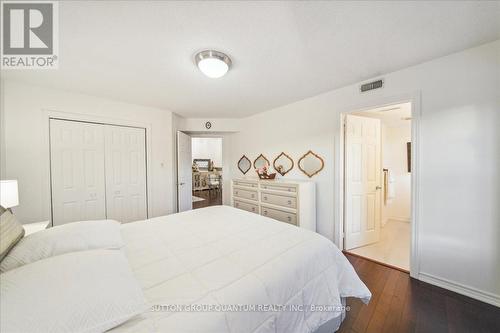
111, 206, 370, 333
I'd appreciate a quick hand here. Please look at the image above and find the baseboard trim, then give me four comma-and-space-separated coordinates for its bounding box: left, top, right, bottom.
419, 272, 500, 308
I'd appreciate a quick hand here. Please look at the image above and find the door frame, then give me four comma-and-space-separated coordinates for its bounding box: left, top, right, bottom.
175, 131, 225, 212
42, 109, 153, 226
337, 92, 421, 278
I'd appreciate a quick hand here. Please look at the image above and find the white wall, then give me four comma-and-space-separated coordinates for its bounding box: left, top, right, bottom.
0, 80, 176, 223
1, 40, 498, 306
192, 137, 223, 167
382, 122, 412, 223
0, 81, 5, 179
228, 40, 500, 305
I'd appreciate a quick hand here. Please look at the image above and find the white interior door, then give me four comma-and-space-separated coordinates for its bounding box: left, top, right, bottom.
344, 115, 382, 250
50, 119, 106, 225
177, 131, 192, 212
105, 125, 147, 223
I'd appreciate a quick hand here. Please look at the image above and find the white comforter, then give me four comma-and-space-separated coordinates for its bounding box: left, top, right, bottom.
111, 206, 370, 333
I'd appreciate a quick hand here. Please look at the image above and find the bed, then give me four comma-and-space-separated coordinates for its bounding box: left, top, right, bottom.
110, 205, 371, 333
0, 205, 370, 333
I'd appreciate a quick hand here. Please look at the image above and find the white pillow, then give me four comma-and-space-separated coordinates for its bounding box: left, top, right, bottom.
1, 249, 147, 333
0, 220, 124, 273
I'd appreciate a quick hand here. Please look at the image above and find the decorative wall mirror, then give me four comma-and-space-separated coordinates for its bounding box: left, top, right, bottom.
193, 159, 210, 171
253, 154, 270, 170
298, 150, 324, 178
237, 155, 251, 174
273, 152, 294, 176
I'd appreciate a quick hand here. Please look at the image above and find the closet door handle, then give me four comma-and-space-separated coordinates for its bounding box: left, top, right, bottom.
375, 186, 382, 190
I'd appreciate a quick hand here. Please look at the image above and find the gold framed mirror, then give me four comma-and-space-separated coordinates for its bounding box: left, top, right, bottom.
298, 150, 324, 178
253, 154, 270, 170
237, 155, 251, 174
273, 152, 294, 176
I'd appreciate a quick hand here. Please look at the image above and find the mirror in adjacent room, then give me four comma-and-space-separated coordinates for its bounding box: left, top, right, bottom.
273, 152, 294, 176
298, 150, 324, 178
237, 155, 252, 174
253, 154, 270, 170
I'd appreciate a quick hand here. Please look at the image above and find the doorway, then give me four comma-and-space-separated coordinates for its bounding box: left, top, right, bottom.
343, 102, 412, 272
177, 132, 223, 212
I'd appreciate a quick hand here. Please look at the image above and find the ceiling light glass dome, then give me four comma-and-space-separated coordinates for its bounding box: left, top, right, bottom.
195, 50, 232, 78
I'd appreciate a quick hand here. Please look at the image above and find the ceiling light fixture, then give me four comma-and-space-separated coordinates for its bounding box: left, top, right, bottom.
195, 50, 232, 78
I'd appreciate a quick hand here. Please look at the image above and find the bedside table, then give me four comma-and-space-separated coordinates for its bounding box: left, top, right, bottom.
23, 221, 50, 236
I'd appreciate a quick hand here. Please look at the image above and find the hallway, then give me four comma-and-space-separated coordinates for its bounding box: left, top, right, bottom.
348, 220, 410, 271
192, 190, 222, 210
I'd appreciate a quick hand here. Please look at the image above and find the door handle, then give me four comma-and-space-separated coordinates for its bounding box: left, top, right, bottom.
179, 182, 185, 186
375, 186, 382, 190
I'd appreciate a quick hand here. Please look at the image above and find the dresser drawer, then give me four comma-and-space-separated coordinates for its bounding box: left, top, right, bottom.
233, 188, 258, 201
260, 183, 297, 193
261, 206, 297, 226
261, 192, 297, 209
233, 200, 258, 214
233, 180, 258, 189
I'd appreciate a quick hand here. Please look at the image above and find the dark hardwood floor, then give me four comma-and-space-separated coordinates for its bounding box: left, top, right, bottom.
192, 189, 222, 209
338, 253, 500, 333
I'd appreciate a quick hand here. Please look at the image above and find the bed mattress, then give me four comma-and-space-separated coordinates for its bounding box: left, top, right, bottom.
110, 205, 370, 333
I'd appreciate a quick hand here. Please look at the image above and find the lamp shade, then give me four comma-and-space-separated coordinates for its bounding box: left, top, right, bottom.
0, 180, 19, 208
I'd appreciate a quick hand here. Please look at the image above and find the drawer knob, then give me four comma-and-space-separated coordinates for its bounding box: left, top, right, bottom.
235, 191, 238, 194
264, 196, 268, 200
235, 203, 239, 207
287, 216, 291, 221
287, 200, 291, 205
252, 207, 255, 211
251, 194, 255, 198
263, 210, 268, 215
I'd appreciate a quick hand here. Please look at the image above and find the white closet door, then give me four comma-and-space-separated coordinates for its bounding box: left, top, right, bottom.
50, 119, 106, 225
105, 125, 147, 223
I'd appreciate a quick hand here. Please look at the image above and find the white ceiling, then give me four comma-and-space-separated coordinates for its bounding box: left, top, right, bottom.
354, 102, 412, 128
2, 1, 499, 118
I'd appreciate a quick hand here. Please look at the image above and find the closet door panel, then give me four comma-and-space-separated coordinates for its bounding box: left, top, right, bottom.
50, 120, 106, 225
105, 126, 147, 223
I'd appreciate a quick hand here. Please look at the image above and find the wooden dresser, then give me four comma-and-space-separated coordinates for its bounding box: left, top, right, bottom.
231, 178, 316, 231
